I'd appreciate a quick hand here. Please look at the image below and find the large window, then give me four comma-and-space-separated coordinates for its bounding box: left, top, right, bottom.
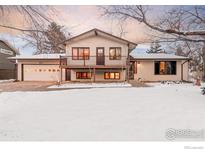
104, 72, 120, 79
76, 72, 92, 79
109, 47, 121, 60
72, 47, 90, 60
154, 61, 176, 75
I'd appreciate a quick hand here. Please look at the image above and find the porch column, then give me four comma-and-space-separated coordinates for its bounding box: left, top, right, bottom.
60, 67, 62, 83
93, 68, 96, 82
59, 55, 62, 83
134, 61, 137, 74
127, 65, 130, 82
181, 63, 183, 81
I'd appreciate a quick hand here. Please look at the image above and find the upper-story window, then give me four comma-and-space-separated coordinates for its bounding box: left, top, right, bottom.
109, 47, 121, 60
72, 47, 90, 60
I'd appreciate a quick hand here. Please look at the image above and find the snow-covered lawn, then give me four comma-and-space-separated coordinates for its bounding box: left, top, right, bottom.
0, 83, 204, 141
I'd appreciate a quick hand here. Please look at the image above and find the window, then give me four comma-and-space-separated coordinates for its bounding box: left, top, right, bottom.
76, 72, 92, 79
104, 72, 120, 79
154, 61, 176, 75
72, 48, 78, 60
109, 47, 121, 60
72, 47, 90, 60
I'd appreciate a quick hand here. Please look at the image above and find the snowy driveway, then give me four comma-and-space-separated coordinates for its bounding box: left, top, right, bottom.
0, 81, 56, 92
0, 83, 204, 141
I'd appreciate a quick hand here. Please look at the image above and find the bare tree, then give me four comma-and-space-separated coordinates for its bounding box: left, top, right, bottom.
23, 22, 70, 54
101, 5, 205, 80
0, 6, 52, 32
101, 6, 205, 42
118, 21, 128, 38
0, 6, 70, 54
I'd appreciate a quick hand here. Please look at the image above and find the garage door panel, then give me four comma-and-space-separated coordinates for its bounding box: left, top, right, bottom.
23, 65, 60, 81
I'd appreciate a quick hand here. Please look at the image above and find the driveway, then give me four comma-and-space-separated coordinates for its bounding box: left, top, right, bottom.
0, 81, 57, 92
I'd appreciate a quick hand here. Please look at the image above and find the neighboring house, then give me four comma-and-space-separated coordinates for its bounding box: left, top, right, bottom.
0, 40, 19, 79
129, 53, 190, 81
9, 28, 190, 82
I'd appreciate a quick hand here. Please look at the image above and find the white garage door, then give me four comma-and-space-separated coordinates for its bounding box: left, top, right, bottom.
23, 65, 61, 81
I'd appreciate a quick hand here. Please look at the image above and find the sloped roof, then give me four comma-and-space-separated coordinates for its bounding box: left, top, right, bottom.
63, 28, 137, 50
130, 53, 191, 60
9, 53, 65, 60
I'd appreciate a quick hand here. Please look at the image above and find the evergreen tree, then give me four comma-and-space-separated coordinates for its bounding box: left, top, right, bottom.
146, 41, 163, 54
27, 22, 70, 54
45, 22, 68, 53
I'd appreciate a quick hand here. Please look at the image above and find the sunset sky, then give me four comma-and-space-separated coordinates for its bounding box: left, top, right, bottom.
0, 5, 177, 55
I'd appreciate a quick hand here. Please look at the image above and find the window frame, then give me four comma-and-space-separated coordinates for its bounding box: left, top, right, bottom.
109, 47, 122, 60
72, 47, 90, 60
104, 72, 120, 80
154, 61, 177, 75
76, 72, 92, 79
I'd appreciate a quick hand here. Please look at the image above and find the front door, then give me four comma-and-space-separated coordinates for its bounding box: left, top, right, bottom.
65, 69, 71, 81
96, 47, 105, 65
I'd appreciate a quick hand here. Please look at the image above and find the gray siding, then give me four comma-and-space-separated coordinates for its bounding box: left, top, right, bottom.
0, 41, 17, 79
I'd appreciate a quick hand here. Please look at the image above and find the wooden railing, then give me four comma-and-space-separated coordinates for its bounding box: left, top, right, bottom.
59, 55, 128, 68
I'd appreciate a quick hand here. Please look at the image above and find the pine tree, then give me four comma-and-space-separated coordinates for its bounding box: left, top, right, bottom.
45, 22, 68, 53
146, 41, 163, 54
28, 22, 70, 54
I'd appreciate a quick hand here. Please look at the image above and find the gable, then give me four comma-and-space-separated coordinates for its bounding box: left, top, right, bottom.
64, 29, 137, 51
66, 34, 128, 47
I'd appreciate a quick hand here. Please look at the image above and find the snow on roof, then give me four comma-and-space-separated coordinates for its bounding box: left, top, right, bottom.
9, 53, 66, 60
130, 53, 190, 60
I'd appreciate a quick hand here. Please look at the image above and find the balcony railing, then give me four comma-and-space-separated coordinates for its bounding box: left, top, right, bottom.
59, 55, 129, 68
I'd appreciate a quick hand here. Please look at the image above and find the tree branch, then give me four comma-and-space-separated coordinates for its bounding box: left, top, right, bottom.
0, 24, 45, 33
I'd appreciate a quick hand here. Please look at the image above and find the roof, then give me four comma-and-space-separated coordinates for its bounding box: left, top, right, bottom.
130, 53, 191, 60
63, 28, 137, 50
9, 53, 65, 60
0, 39, 19, 55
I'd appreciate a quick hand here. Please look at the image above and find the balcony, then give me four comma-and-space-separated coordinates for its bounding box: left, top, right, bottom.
59, 55, 128, 69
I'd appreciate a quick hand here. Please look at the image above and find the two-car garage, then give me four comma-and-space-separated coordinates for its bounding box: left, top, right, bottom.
9, 54, 66, 81
22, 65, 61, 81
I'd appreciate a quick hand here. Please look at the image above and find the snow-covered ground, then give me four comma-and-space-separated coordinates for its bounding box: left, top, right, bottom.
49, 82, 131, 89
0, 83, 204, 141
0, 79, 15, 83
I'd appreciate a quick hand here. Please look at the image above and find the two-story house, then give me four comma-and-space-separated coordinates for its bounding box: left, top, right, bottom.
10, 28, 190, 82
11, 29, 137, 82
60, 29, 137, 82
